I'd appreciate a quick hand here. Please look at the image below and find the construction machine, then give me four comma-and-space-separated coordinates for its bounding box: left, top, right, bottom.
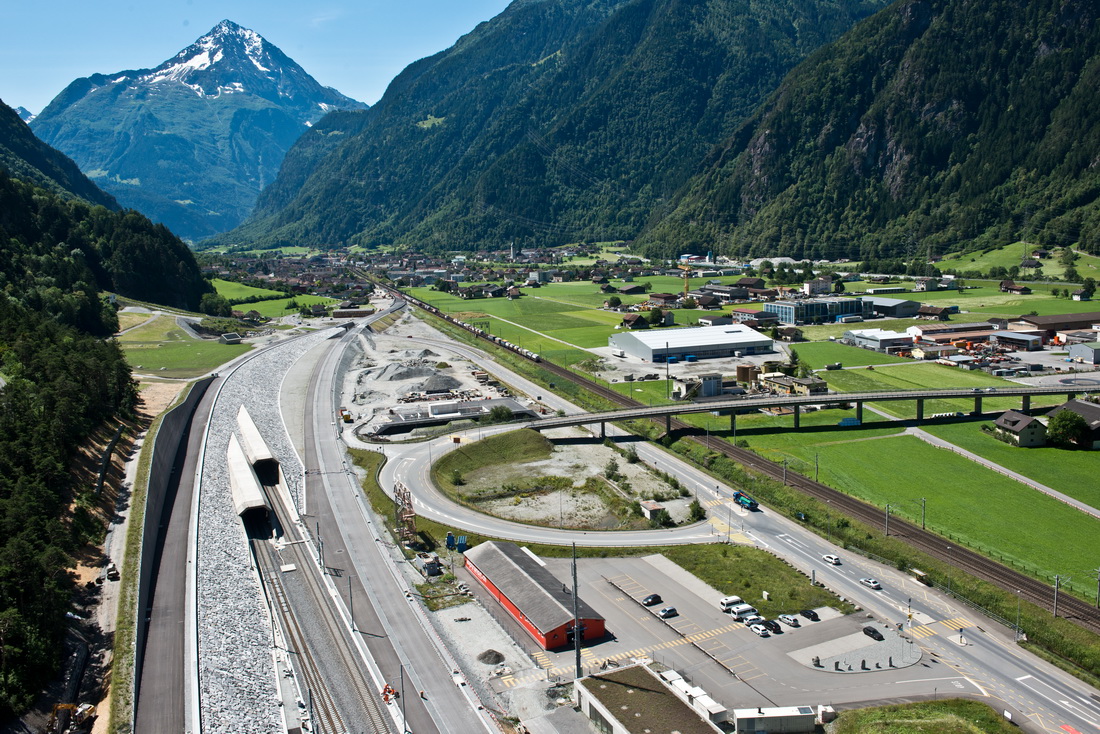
45, 702, 96, 734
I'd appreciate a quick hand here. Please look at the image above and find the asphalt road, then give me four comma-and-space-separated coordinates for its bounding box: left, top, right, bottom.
301, 317, 496, 734
361, 323, 1100, 734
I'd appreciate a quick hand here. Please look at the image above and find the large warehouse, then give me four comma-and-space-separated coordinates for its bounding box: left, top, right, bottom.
608, 324, 773, 362
464, 541, 605, 650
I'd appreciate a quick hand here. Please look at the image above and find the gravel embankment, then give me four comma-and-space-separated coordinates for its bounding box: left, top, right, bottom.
195, 329, 326, 732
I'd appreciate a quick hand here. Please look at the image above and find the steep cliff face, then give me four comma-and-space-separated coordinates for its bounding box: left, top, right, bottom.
31, 20, 365, 241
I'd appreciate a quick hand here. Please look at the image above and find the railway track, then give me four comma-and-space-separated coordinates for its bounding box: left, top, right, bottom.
249, 490, 393, 734
391, 286, 1100, 632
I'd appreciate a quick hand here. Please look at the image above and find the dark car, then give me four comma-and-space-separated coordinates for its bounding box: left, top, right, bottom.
800, 609, 820, 621
642, 593, 662, 607
863, 626, 884, 641
762, 619, 782, 634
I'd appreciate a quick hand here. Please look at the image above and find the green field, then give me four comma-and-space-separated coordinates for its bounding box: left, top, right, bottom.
922, 421, 1100, 511
735, 424, 1100, 596
211, 278, 284, 300
116, 315, 250, 377
821, 363, 1064, 418
798, 318, 921, 341
832, 699, 1018, 734
795, 341, 911, 369
244, 294, 338, 318
937, 241, 1100, 280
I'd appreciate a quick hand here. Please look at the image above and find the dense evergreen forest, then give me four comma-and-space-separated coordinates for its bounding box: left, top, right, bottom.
0, 299, 136, 716
639, 0, 1100, 260
213, 0, 888, 251
0, 102, 212, 713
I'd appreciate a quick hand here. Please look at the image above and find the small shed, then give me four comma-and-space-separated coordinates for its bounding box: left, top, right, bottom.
1068, 342, 1100, 364
219, 332, 242, 345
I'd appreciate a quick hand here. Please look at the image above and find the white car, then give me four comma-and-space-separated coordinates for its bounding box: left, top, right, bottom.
749, 624, 770, 638
860, 577, 882, 590
822, 554, 841, 565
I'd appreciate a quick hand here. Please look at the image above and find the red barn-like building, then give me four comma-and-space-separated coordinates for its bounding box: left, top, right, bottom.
464, 542, 605, 650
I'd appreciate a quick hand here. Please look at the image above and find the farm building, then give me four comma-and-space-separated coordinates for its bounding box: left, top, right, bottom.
1013, 311, 1100, 337
1046, 400, 1100, 449
464, 541, 605, 650
993, 411, 1047, 448
608, 325, 773, 362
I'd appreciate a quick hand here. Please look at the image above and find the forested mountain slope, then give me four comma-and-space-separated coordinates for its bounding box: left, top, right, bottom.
216, 0, 888, 251
0, 98, 117, 210
639, 0, 1100, 260
31, 20, 366, 241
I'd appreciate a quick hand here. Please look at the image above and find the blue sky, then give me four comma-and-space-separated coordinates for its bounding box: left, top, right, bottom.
1, 1, 513, 114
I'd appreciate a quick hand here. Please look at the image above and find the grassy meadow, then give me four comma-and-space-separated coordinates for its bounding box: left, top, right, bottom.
116, 314, 250, 377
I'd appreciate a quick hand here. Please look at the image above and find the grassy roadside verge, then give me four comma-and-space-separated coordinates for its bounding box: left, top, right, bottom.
397, 302, 1100, 682
660, 436, 1100, 681
108, 382, 198, 734
348, 448, 851, 621
831, 698, 1018, 733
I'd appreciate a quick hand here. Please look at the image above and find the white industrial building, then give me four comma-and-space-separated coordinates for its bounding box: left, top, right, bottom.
608, 324, 773, 362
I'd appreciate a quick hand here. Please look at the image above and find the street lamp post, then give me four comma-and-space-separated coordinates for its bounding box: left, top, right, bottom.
1015, 590, 1022, 642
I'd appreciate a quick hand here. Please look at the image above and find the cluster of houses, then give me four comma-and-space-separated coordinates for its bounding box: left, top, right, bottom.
993, 399, 1100, 449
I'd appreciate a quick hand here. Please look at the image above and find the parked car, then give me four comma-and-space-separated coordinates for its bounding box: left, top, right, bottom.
762, 619, 782, 634
863, 626, 885, 641
800, 609, 820, 621
822, 554, 841, 565
642, 593, 662, 607
778, 614, 800, 627
860, 577, 882, 590
657, 606, 678, 619
749, 624, 770, 638
742, 615, 765, 626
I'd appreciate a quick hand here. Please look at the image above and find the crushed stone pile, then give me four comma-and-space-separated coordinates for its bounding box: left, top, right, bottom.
372, 361, 436, 382
477, 649, 505, 665
415, 374, 462, 393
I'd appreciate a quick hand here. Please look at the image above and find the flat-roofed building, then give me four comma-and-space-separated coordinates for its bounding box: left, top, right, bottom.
844, 328, 914, 351
762, 297, 871, 325
608, 325, 772, 361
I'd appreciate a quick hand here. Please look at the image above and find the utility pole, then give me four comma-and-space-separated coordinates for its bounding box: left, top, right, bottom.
884, 504, 891, 537
1091, 567, 1100, 608
920, 497, 927, 530
1054, 575, 1068, 618
815, 453, 819, 483
572, 543, 582, 680
727, 502, 732, 544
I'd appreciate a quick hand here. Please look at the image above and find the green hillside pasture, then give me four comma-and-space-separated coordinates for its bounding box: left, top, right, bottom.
246, 295, 337, 318
796, 341, 911, 369
822, 363, 1060, 418
938, 242, 1070, 279
749, 430, 1100, 597
922, 421, 1100, 512
211, 278, 284, 300
117, 315, 250, 377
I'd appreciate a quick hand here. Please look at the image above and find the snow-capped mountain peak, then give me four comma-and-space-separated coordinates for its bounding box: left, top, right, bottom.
14, 106, 36, 124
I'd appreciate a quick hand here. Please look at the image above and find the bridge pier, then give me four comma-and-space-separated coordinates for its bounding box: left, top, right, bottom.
665, 414, 672, 435
600, 422, 605, 439
856, 402, 863, 423
1021, 395, 1030, 412
972, 396, 982, 415
793, 405, 800, 429
915, 399, 924, 423
730, 413, 737, 432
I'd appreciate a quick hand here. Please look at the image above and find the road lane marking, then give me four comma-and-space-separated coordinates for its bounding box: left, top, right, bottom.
895, 676, 968, 684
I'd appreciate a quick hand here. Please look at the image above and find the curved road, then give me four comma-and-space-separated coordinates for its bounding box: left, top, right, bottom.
354, 322, 1100, 734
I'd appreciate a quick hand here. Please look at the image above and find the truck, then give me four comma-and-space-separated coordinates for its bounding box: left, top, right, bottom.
733, 491, 758, 511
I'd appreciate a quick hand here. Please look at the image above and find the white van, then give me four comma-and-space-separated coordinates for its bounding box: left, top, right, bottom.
729, 603, 758, 619
719, 596, 744, 612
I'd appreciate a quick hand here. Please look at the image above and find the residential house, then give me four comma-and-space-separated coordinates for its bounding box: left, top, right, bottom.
735, 277, 766, 289
758, 373, 828, 395
648, 293, 681, 307
916, 304, 950, 320
619, 284, 647, 296
993, 411, 1047, 447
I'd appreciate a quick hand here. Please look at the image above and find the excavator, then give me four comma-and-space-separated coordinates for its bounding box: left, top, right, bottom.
44, 702, 96, 734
